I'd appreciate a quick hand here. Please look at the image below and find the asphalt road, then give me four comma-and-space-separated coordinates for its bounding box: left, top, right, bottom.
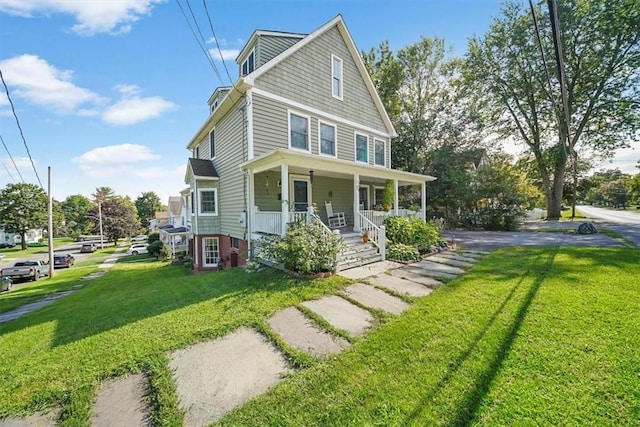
577, 205, 640, 247
0, 238, 111, 269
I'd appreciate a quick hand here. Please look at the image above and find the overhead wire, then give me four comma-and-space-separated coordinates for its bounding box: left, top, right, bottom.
175, 0, 224, 84
0, 68, 43, 188
0, 130, 25, 184
201, 0, 234, 85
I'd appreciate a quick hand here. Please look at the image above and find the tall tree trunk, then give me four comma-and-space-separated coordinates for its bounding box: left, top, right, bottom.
20, 230, 26, 251
547, 158, 567, 219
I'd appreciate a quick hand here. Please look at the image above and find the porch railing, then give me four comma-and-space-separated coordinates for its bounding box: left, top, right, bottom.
360, 209, 421, 228
358, 211, 386, 261
254, 210, 310, 235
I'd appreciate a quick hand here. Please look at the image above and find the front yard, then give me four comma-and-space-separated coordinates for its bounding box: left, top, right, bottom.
0, 247, 638, 425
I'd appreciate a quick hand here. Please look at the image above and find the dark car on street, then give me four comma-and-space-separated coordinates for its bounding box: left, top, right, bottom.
53, 254, 75, 269
0, 242, 16, 249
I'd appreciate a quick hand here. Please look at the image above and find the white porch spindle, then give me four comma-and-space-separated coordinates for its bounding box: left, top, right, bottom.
353, 173, 360, 231
280, 164, 288, 235
248, 170, 255, 236
421, 181, 427, 221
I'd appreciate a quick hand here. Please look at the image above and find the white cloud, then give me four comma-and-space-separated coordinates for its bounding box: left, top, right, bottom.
73, 144, 161, 165
114, 84, 141, 97
0, 0, 166, 36
0, 54, 104, 113
209, 48, 240, 61
0, 156, 33, 179
102, 96, 175, 125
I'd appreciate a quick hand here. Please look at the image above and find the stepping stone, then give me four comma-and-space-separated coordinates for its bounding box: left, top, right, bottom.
425, 255, 475, 268
368, 274, 433, 297
414, 260, 465, 275
343, 284, 409, 315
169, 328, 292, 426
459, 251, 486, 258
92, 373, 149, 427
435, 252, 479, 264
302, 296, 373, 336
0, 410, 58, 427
389, 268, 446, 287
268, 307, 349, 356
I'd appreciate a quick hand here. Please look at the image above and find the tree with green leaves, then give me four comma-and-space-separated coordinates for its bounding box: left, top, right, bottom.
92, 186, 114, 248
135, 191, 165, 228
0, 183, 48, 250
466, 0, 640, 218
61, 194, 93, 236
88, 196, 139, 244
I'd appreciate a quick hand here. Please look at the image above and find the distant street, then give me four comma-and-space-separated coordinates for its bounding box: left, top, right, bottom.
577, 205, 640, 247
577, 205, 640, 225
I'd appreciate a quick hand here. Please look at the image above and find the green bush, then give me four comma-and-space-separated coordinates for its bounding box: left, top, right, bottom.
148, 232, 160, 244
257, 221, 346, 275
383, 216, 441, 248
387, 243, 421, 262
148, 240, 171, 259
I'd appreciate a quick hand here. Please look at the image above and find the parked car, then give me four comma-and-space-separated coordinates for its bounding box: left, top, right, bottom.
131, 234, 148, 242
0, 242, 15, 249
53, 254, 75, 268
80, 243, 98, 253
127, 243, 149, 255
0, 260, 48, 282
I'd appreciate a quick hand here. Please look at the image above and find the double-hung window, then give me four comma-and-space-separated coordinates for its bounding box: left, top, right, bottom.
331, 55, 343, 99
319, 122, 336, 156
198, 189, 218, 215
203, 237, 219, 266
289, 112, 310, 151
209, 129, 215, 159
374, 139, 386, 166
355, 133, 368, 163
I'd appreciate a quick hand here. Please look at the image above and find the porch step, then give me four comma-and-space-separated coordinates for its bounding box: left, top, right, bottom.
337, 253, 383, 271
336, 235, 382, 271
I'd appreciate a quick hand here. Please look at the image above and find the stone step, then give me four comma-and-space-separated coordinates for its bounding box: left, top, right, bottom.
169, 328, 292, 426
92, 373, 149, 427
413, 260, 465, 275
343, 283, 409, 315
424, 254, 475, 268
341, 246, 378, 258
302, 295, 373, 336
434, 252, 479, 264
337, 253, 383, 271
268, 307, 349, 356
368, 274, 434, 297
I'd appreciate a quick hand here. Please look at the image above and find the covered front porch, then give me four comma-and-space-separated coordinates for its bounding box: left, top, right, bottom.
241, 149, 436, 238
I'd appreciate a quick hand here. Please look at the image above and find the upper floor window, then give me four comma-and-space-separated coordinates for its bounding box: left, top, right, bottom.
209, 129, 215, 159
210, 99, 218, 114
355, 133, 368, 163
319, 121, 336, 157
194, 146, 200, 159
199, 189, 218, 215
289, 112, 310, 151
374, 139, 385, 166
331, 55, 343, 99
241, 50, 255, 76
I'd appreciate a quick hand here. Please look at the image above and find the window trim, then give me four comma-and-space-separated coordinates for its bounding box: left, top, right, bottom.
373, 186, 385, 207
202, 237, 220, 267
318, 120, 337, 158
194, 146, 200, 159
331, 54, 343, 100
374, 138, 386, 167
354, 132, 369, 164
209, 128, 215, 160
288, 110, 311, 152
198, 188, 218, 216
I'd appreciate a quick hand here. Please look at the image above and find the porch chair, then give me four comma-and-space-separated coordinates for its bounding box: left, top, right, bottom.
325, 201, 346, 228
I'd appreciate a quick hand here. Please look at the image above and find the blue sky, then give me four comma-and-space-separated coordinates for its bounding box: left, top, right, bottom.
0, 0, 637, 203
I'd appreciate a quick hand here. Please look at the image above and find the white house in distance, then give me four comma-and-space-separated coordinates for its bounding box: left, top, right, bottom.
182, 15, 435, 273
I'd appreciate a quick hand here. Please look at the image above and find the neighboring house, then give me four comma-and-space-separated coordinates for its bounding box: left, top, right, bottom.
1, 227, 42, 244
183, 15, 435, 273
160, 195, 189, 255
0, 227, 19, 246
148, 211, 170, 232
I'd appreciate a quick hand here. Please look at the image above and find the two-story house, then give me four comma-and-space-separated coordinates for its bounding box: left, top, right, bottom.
183, 15, 435, 273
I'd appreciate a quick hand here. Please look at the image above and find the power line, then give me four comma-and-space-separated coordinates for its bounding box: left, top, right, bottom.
175, 0, 224, 84
0, 156, 16, 183
0, 68, 43, 188
0, 133, 24, 183
202, 0, 234, 86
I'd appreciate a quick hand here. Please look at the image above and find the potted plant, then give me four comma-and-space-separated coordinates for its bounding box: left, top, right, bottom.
361, 228, 370, 243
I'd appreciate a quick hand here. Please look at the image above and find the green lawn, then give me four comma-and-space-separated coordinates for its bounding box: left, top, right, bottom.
1, 248, 638, 426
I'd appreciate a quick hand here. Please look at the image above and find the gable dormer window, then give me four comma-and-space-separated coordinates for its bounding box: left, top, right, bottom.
210, 99, 218, 114
241, 50, 255, 76
194, 146, 200, 159
331, 55, 343, 100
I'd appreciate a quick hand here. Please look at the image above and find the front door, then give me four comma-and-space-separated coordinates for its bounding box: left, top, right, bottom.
358, 185, 369, 210
291, 177, 311, 212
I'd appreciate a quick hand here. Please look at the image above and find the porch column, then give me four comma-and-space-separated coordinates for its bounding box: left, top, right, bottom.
353, 173, 360, 232
393, 179, 399, 216
280, 164, 288, 235
421, 181, 427, 221
247, 170, 255, 237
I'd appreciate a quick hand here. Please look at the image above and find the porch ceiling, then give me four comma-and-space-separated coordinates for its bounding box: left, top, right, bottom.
240, 149, 436, 185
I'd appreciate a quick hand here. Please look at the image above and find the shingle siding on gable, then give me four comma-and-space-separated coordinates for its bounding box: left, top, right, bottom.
254, 26, 386, 133
257, 35, 302, 68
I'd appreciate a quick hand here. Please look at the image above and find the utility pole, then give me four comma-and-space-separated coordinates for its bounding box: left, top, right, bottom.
47, 166, 54, 278
98, 200, 104, 249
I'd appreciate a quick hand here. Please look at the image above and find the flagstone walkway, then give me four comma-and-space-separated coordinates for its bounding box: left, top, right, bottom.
0, 250, 486, 427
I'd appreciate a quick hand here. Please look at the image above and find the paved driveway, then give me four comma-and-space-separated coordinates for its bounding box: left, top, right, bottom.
442, 230, 622, 251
